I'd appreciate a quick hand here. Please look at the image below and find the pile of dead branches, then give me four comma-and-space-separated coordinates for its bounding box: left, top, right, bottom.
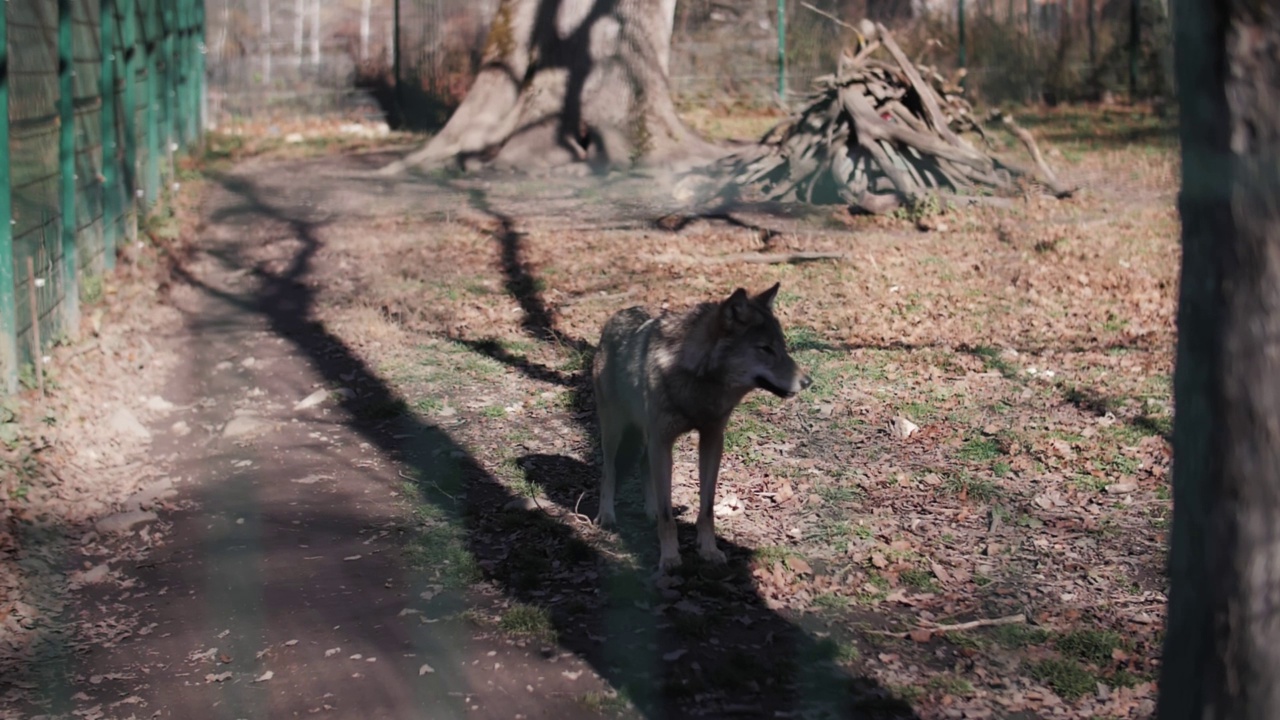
716, 22, 1075, 214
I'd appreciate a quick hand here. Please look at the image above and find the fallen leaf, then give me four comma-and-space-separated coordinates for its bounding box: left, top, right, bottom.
253, 670, 273, 683
419, 663, 435, 675
929, 561, 952, 585
891, 416, 920, 440
786, 557, 813, 575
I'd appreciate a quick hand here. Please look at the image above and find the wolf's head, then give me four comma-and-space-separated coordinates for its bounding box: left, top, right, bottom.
716, 283, 813, 399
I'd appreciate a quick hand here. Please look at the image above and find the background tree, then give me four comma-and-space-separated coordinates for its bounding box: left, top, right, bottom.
382, 0, 719, 174
1158, 0, 1280, 717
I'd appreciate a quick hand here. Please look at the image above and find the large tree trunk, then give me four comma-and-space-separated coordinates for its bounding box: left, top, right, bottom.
1157, 0, 1280, 718
381, 0, 718, 175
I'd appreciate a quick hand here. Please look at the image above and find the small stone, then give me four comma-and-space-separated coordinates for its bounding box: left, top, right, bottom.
123, 478, 176, 511
295, 389, 329, 411
108, 407, 151, 440
222, 414, 270, 438
95, 510, 158, 535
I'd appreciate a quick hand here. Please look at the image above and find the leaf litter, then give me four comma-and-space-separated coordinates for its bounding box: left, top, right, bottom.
280, 106, 1173, 719
1, 107, 1175, 720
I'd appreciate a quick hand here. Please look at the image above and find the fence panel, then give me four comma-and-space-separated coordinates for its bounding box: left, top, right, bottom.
0, 0, 206, 391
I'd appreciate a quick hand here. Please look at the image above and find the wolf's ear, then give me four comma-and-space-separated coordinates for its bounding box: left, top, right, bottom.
722, 288, 753, 325
755, 282, 781, 309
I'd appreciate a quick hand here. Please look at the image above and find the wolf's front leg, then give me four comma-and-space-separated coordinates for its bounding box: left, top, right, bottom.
648, 439, 681, 572
696, 426, 727, 564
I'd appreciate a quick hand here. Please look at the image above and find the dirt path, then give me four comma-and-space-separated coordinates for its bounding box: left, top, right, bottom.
41, 160, 624, 720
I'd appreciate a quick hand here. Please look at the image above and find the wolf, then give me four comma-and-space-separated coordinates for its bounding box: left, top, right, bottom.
592, 282, 812, 571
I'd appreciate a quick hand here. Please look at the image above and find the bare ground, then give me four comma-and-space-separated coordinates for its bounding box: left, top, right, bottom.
1, 106, 1177, 719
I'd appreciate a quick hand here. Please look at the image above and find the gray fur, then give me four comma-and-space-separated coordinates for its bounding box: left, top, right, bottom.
592, 283, 812, 571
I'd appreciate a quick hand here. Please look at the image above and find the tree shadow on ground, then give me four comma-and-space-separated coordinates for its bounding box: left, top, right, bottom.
161, 169, 920, 718
1014, 109, 1177, 151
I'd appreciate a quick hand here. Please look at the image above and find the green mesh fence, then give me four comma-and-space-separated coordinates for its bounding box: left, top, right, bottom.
0, 0, 206, 392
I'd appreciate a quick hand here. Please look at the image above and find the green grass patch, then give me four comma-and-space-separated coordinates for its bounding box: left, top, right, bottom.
808, 518, 853, 543
816, 481, 864, 504
1055, 629, 1124, 665
1110, 668, 1146, 688
559, 346, 594, 374
786, 325, 837, 352
499, 603, 555, 639
927, 674, 975, 696
899, 568, 938, 591
724, 415, 786, 453
413, 396, 443, 414
991, 623, 1051, 649
971, 345, 1018, 378
579, 690, 632, 715
814, 636, 860, 664
888, 684, 925, 702
1071, 474, 1110, 493
754, 545, 796, 565
942, 631, 983, 650
958, 436, 1003, 463
1029, 658, 1096, 701
406, 524, 480, 588
813, 592, 851, 611
943, 473, 1002, 502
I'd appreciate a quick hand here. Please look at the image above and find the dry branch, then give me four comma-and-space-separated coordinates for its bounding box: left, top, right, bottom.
868, 613, 1028, 639
712, 23, 1075, 214
649, 251, 848, 266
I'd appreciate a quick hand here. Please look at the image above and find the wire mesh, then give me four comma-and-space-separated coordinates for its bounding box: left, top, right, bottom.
0, 0, 206, 388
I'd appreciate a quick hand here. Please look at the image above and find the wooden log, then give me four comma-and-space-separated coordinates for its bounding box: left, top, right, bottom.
875, 23, 964, 145
991, 111, 1074, 197
838, 87, 993, 172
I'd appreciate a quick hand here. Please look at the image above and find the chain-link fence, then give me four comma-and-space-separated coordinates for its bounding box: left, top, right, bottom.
204, 0, 1170, 128
0, 0, 205, 392
204, 0, 395, 125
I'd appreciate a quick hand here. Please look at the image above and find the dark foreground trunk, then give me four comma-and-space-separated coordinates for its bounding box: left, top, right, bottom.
1158, 1, 1280, 718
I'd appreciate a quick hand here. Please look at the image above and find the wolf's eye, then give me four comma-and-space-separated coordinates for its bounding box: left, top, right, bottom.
759, 345, 777, 356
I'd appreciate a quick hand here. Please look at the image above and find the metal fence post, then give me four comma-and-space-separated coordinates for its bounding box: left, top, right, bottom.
59, 0, 80, 336
121, 0, 139, 242
1087, 0, 1097, 71
776, 0, 786, 103
184, 0, 195, 145
145, 0, 160, 206
393, 0, 401, 116
1128, 0, 1140, 99
162, 2, 175, 180
0, 0, 18, 391
176, 0, 185, 147
101, 0, 118, 271
197, 0, 206, 139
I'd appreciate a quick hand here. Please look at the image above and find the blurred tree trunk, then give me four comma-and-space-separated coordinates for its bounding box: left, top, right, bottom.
384, 0, 719, 174
1158, 0, 1280, 718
